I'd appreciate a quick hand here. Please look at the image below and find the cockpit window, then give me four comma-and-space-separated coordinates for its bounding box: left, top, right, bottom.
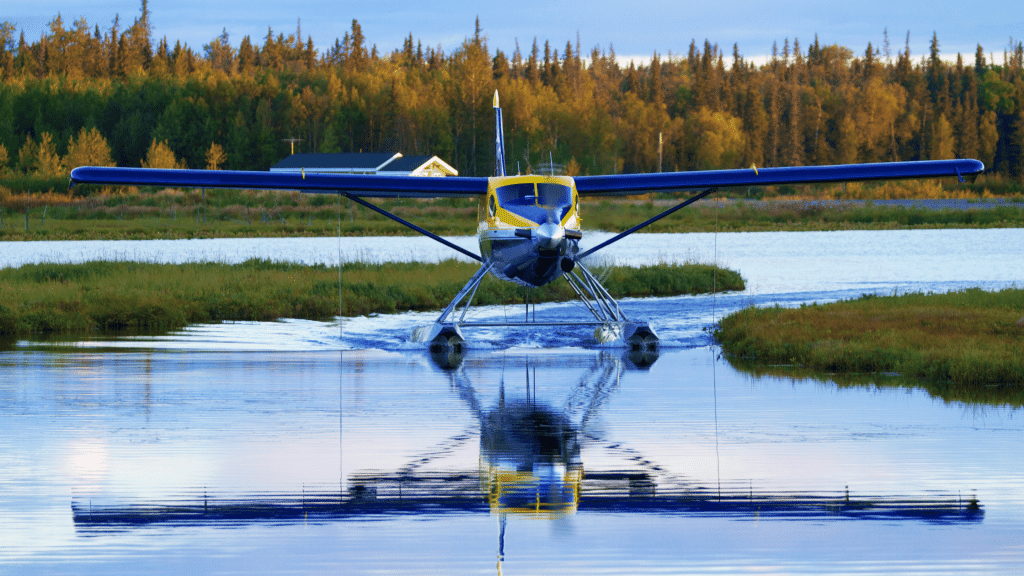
496, 183, 537, 208
495, 183, 573, 224
537, 183, 572, 207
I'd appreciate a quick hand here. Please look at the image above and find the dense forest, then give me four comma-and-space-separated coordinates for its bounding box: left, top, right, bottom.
2, 1, 1024, 195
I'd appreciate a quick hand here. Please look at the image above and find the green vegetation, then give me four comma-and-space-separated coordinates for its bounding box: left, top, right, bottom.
3, 189, 1024, 241
585, 196, 1024, 234
3, 8, 1024, 196
715, 288, 1024, 386
0, 259, 743, 337
0, 189, 481, 240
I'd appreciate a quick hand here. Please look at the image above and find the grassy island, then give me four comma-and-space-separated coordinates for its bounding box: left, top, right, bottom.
715, 288, 1024, 386
0, 259, 743, 338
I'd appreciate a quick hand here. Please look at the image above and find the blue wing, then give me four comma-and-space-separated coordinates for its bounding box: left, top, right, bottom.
69, 166, 488, 198
574, 159, 984, 196
72, 159, 983, 198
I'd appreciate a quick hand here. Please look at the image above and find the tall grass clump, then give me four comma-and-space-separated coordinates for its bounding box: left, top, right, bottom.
0, 259, 743, 337
715, 288, 1024, 386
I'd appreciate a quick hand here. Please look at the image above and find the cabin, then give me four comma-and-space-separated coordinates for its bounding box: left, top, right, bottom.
270, 153, 458, 177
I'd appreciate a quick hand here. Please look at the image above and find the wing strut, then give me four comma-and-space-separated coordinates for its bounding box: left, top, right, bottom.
341, 193, 482, 262
577, 187, 717, 259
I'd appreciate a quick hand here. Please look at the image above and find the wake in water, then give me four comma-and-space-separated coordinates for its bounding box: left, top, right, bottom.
39, 291, 760, 352
25, 279, 1014, 354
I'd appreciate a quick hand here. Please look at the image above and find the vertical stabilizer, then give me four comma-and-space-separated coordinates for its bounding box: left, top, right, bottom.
493, 90, 507, 177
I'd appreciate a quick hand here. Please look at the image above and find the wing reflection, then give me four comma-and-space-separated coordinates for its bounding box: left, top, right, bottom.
72, 350, 983, 531
73, 480, 982, 531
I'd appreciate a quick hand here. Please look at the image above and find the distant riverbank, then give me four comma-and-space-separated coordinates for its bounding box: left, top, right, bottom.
2, 191, 1024, 241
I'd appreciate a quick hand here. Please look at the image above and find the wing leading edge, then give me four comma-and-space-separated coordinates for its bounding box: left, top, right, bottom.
574, 159, 984, 196
69, 166, 488, 198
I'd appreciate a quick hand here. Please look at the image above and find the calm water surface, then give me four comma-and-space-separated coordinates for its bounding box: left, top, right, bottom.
2, 347, 1021, 574
1, 229, 1023, 574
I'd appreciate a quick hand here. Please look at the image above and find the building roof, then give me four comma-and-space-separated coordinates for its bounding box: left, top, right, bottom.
270, 153, 457, 176
378, 155, 433, 172
270, 153, 401, 172
379, 155, 458, 176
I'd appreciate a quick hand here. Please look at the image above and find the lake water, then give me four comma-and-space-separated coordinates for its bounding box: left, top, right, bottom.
3, 228, 1023, 297
1, 229, 1023, 574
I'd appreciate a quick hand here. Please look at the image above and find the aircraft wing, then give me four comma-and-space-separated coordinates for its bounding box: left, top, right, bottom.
573, 159, 984, 196
69, 166, 488, 198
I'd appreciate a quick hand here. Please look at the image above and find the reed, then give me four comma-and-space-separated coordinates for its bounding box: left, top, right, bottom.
0, 259, 743, 337
715, 288, 1024, 386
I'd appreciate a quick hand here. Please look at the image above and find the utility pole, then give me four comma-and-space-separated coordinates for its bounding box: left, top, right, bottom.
280, 138, 303, 155
658, 132, 663, 173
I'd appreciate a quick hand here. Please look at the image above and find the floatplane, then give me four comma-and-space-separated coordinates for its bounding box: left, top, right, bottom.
71, 92, 984, 349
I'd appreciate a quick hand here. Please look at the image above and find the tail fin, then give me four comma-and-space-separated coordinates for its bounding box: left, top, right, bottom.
493, 90, 506, 177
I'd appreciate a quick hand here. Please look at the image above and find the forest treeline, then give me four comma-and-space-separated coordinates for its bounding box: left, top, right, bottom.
2, 2, 1024, 195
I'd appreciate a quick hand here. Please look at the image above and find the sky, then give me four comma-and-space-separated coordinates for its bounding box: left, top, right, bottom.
6, 0, 1023, 67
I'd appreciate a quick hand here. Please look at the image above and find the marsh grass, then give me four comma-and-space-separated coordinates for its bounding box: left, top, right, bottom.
715, 288, 1024, 386
0, 189, 480, 239
0, 259, 744, 337
4, 187, 1024, 240
586, 199, 1024, 233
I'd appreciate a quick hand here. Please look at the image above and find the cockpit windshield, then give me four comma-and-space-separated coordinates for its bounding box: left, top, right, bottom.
496, 183, 573, 224
537, 183, 573, 207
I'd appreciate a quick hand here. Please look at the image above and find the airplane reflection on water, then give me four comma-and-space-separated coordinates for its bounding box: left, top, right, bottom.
72, 350, 981, 532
